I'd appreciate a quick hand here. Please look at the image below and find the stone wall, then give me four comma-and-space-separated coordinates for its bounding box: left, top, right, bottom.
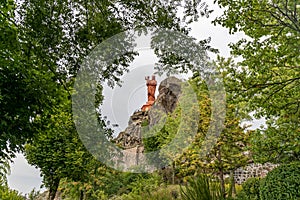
234, 162, 279, 184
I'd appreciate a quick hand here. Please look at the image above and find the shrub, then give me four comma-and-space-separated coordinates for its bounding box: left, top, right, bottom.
260, 162, 300, 200
224, 183, 243, 199
180, 174, 222, 200
28, 188, 41, 200
234, 184, 243, 195
112, 173, 163, 200
235, 177, 261, 200
142, 185, 181, 200
0, 184, 24, 200
114, 184, 180, 200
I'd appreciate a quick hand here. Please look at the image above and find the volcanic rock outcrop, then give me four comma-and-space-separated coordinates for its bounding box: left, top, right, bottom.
113, 76, 182, 171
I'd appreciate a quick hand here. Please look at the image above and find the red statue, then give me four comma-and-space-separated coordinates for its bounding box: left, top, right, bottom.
141, 75, 157, 111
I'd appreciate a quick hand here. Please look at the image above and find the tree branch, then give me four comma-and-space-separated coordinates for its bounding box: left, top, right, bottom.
261, 77, 298, 105
250, 76, 300, 89
269, 2, 300, 33
0, 10, 18, 27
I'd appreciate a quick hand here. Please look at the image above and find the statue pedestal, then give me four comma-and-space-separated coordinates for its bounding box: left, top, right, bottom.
141, 101, 154, 111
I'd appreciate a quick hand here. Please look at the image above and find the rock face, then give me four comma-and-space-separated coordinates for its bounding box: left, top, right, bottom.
149, 76, 182, 127
114, 110, 148, 149
113, 77, 182, 171
155, 76, 182, 113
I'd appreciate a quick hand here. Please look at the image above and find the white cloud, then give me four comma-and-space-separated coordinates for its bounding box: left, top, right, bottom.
7, 153, 44, 195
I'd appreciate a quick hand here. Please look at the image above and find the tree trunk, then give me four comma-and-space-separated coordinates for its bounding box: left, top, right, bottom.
228, 170, 236, 198
172, 161, 175, 185
217, 146, 226, 199
231, 170, 236, 196
48, 178, 60, 200
79, 189, 84, 200
219, 168, 225, 199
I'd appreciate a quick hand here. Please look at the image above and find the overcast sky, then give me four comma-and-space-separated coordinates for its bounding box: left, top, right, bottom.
7, 2, 263, 195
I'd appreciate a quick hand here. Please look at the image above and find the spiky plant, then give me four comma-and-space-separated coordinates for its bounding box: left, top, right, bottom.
180, 174, 223, 200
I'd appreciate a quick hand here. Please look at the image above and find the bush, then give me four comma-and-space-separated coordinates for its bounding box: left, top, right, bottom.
113, 184, 180, 200
126, 173, 162, 195
180, 174, 223, 200
236, 177, 261, 200
0, 184, 24, 200
260, 162, 300, 200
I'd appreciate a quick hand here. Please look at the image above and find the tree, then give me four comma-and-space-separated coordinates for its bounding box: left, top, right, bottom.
0, 0, 61, 161
24, 105, 92, 200
15, 1, 214, 196
214, 0, 299, 117
24, 80, 116, 200
143, 76, 250, 198
174, 76, 250, 198
1, 1, 220, 197
0, 0, 213, 162
0, 159, 23, 200
0, 184, 24, 200
25, 103, 119, 200
250, 116, 300, 163
213, 0, 300, 163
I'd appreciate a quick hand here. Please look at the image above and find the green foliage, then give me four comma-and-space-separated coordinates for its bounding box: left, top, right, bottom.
0, 3, 217, 198
259, 162, 300, 200
121, 185, 180, 200
111, 173, 164, 200
141, 119, 149, 127
143, 75, 250, 198
214, 0, 300, 164
24, 97, 101, 199
60, 178, 108, 200
214, 0, 300, 118
250, 117, 300, 164
236, 178, 261, 200
125, 173, 162, 196
0, 159, 10, 185
0, 184, 24, 200
28, 188, 41, 200
180, 174, 223, 200
146, 185, 181, 200
0, 160, 23, 200
174, 76, 249, 197
220, 184, 244, 200
0, 0, 63, 161
0, 0, 213, 163
60, 170, 162, 199
143, 106, 181, 168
